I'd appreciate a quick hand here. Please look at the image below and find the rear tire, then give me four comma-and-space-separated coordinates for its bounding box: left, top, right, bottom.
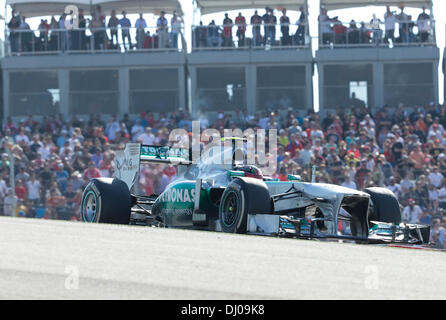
81, 178, 131, 224
364, 187, 402, 224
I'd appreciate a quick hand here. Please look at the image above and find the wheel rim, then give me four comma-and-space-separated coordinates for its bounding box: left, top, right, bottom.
222, 191, 239, 227
82, 190, 97, 222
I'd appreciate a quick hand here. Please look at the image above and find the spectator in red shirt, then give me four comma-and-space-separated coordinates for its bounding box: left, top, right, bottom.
235, 12, 246, 47
15, 179, 27, 200
83, 161, 101, 182
333, 18, 347, 44
222, 13, 233, 47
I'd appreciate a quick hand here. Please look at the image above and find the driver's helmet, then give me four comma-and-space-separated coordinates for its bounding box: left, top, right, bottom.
233, 165, 263, 180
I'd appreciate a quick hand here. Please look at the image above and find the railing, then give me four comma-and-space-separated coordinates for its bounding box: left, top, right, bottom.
319, 19, 436, 48
4, 25, 186, 56
191, 22, 310, 51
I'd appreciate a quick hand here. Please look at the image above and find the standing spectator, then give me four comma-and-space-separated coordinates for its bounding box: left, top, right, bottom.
319, 8, 333, 45
333, 18, 347, 44
194, 21, 207, 48
157, 11, 169, 49
135, 13, 147, 49
402, 198, 422, 224
83, 161, 101, 182
279, 9, 290, 46
250, 10, 262, 47
38, 19, 50, 51
417, 6, 431, 43
397, 6, 409, 43
3, 189, 18, 216
428, 166, 443, 188
235, 12, 246, 47
206, 20, 221, 47
136, 127, 155, 145
294, 6, 306, 46
108, 9, 119, 47
119, 11, 132, 50
27, 173, 41, 206
58, 13, 68, 52
8, 10, 21, 53
262, 7, 270, 45
268, 8, 277, 45
170, 11, 183, 49
19, 17, 32, 50
222, 13, 233, 47
384, 6, 397, 44
341, 175, 357, 190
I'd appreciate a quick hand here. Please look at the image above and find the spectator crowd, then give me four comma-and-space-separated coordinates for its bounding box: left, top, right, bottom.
193, 6, 307, 49
7, 4, 435, 53
319, 5, 432, 46
0, 99, 446, 248
7, 5, 184, 53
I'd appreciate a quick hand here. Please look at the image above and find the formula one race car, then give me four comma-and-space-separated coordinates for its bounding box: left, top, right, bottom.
81, 142, 430, 245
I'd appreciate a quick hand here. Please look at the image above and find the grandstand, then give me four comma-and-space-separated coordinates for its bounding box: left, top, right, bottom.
317, 0, 439, 112
0, 0, 442, 120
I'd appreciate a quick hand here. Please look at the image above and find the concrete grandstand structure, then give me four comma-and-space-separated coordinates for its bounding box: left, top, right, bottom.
317, 0, 439, 111
0, 0, 442, 120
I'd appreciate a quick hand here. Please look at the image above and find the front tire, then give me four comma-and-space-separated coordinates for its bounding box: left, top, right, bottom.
219, 177, 271, 233
81, 178, 131, 224
364, 187, 402, 224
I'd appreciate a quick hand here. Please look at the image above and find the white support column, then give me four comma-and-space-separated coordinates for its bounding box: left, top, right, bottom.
58, 69, 69, 117
119, 67, 129, 117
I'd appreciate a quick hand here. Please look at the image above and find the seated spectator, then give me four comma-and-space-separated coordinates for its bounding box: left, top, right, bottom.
402, 198, 423, 224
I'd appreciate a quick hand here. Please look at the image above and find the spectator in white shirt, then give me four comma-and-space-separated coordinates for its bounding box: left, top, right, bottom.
15, 129, 30, 145
341, 176, 357, 190
428, 167, 443, 188
170, 11, 183, 49
384, 6, 397, 43
400, 172, 414, 193
27, 173, 41, 205
386, 176, 402, 199
136, 127, 155, 145
438, 185, 446, 210
428, 183, 439, 213
135, 13, 147, 49
131, 119, 145, 142
299, 143, 313, 167
402, 198, 422, 224
3, 188, 17, 216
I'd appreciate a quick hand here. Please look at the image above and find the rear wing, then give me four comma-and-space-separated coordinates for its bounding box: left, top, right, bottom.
114, 143, 191, 189
140, 145, 192, 165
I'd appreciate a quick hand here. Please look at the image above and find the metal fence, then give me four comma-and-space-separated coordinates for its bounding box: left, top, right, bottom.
4, 26, 186, 56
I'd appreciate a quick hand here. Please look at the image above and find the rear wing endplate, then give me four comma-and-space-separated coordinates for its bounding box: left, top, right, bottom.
115, 143, 191, 189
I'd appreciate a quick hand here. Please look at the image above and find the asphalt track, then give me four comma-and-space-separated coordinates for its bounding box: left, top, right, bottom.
0, 216, 445, 299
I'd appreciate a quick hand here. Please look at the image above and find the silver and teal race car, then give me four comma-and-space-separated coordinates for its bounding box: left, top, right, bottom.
81, 142, 430, 245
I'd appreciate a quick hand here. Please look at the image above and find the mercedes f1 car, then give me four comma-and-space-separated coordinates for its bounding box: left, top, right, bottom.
81, 142, 430, 245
